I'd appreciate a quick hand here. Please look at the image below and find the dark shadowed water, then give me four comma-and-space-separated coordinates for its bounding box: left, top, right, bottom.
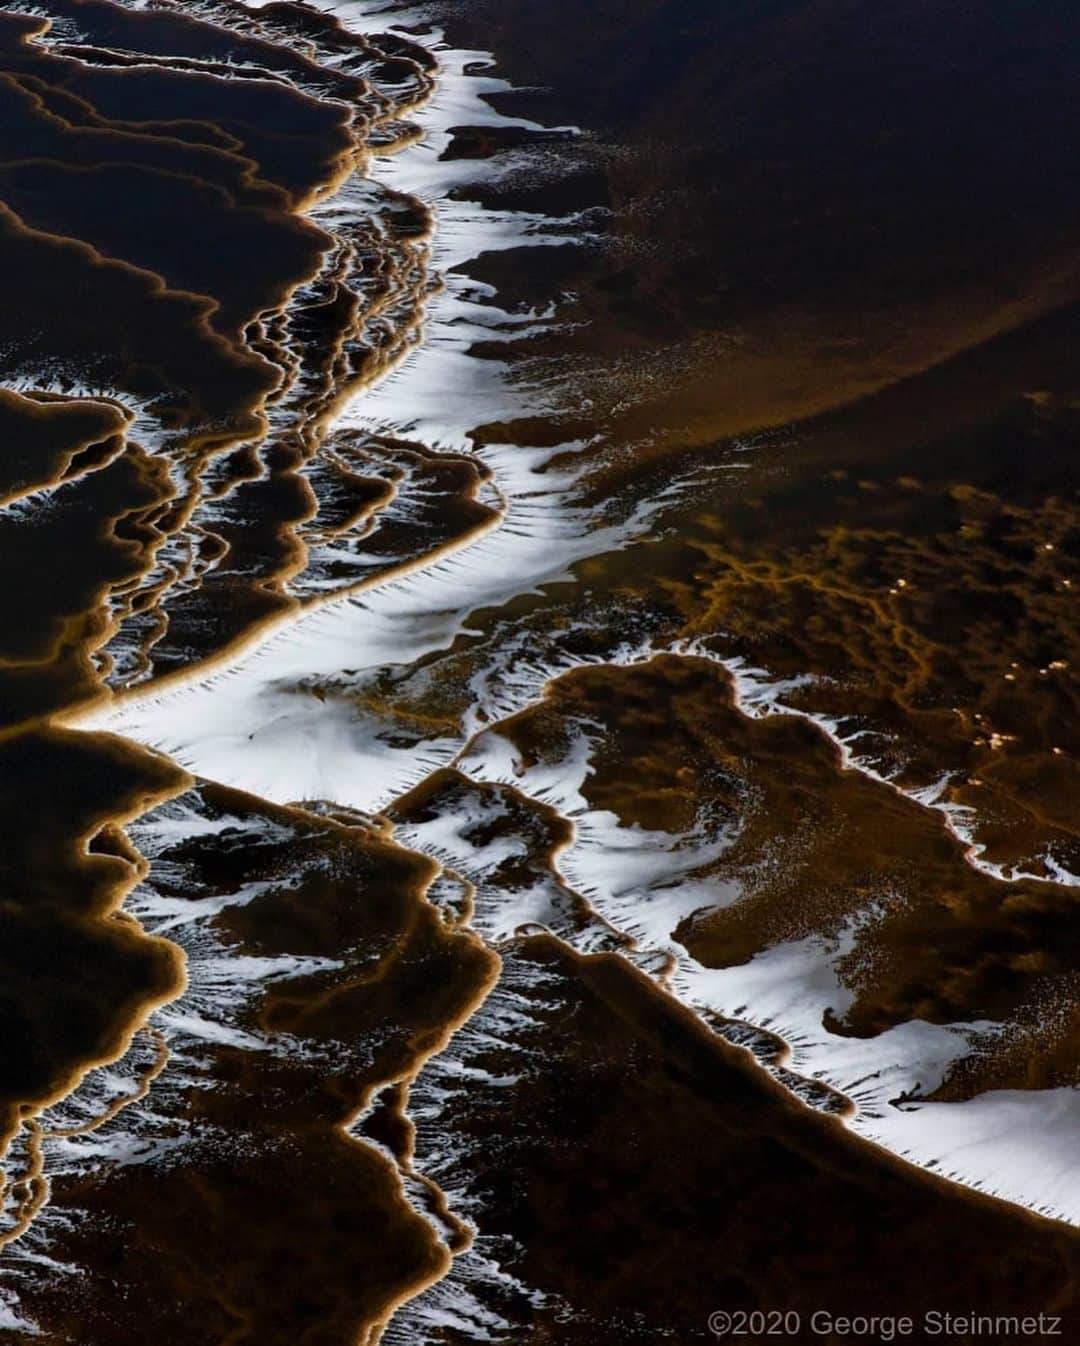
0, 1, 1076, 1341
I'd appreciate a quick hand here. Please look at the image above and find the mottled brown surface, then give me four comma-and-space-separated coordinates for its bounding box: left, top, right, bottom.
0, 0, 1076, 1341
424, 936, 1080, 1344
8, 784, 496, 1345
493, 655, 1079, 1087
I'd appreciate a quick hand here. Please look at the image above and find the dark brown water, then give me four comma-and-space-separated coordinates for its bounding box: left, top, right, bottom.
0, 0, 1076, 1341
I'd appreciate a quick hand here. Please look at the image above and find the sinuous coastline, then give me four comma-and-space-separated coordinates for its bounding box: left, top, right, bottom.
0, 0, 1077, 1341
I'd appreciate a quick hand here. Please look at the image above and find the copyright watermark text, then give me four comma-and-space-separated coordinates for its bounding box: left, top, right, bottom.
707, 1310, 1063, 1340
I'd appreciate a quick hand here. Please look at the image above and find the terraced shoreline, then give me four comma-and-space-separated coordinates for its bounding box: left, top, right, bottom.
0, 1, 1077, 1341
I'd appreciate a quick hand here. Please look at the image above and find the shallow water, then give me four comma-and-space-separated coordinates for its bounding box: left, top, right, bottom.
0, 0, 1077, 1340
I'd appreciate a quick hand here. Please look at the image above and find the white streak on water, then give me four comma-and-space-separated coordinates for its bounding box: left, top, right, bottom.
29, 10, 1076, 1340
